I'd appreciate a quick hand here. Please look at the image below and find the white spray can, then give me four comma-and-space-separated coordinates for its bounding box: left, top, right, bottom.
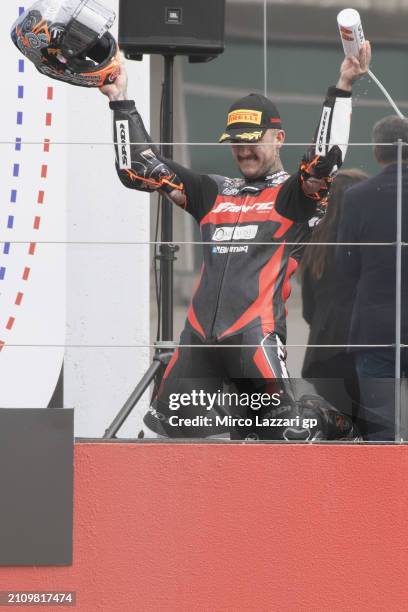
337, 8, 365, 57
337, 9, 405, 120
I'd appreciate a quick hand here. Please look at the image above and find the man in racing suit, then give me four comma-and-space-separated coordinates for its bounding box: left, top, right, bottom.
100, 44, 371, 439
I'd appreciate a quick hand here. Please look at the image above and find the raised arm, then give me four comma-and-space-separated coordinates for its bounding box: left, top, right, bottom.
301, 42, 371, 200
276, 42, 371, 222
100, 53, 218, 219
109, 98, 185, 196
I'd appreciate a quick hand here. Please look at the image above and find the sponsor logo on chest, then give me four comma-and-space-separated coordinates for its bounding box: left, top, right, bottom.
212, 245, 249, 255
212, 201, 274, 214
212, 225, 259, 242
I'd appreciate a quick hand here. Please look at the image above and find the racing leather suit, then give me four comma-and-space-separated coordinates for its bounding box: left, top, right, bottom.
110, 87, 352, 437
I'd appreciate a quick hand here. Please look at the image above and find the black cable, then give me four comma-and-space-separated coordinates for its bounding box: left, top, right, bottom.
153, 78, 166, 342
154, 193, 161, 342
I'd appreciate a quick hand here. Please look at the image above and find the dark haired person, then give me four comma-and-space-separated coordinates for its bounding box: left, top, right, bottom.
100, 46, 371, 439
300, 169, 368, 419
336, 116, 408, 441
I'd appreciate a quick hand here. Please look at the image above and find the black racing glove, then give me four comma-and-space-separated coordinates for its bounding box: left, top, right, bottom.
111, 101, 184, 195
300, 144, 343, 201
118, 145, 184, 195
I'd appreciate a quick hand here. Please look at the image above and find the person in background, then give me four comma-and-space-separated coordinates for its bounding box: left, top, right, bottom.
336, 116, 408, 441
300, 169, 368, 422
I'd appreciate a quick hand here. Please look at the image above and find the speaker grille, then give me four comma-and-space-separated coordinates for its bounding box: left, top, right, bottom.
119, 0, 225, 58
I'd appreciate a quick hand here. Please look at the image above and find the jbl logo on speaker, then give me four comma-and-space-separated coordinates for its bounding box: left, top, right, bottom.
166, 8, 182, 24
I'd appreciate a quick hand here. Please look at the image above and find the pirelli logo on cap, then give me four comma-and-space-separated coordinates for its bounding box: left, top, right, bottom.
227, 109, 262, 126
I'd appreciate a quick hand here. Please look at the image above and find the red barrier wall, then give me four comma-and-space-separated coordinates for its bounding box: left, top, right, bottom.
1, 443, 408, 611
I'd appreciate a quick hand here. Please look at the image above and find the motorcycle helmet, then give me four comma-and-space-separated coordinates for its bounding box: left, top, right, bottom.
11, 0, 120, 87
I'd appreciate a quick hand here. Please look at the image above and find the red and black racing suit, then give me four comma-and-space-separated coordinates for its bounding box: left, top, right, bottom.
109, 87, 352, 437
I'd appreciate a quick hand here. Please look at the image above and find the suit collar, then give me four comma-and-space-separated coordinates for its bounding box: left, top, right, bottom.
379, 162, 408, 176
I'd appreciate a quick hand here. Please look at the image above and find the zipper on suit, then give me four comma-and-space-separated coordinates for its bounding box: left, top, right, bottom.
209, 193, 251, 338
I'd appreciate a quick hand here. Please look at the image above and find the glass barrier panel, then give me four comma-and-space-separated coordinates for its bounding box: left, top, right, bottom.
0, 132, 405, 443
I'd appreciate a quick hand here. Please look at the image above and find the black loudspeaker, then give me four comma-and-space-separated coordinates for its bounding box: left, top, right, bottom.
118, 0, 225, 62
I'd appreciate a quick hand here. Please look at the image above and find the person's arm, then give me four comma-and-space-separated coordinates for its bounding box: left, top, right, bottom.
100, 54, 218, 222
276, 42, 371, 222
301, 269, 316, 326
109, 99, 217, 218
335, 192, 361, 280
275, 86, 352, 222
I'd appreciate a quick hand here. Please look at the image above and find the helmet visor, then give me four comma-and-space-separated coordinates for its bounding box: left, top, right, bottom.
60, 0, 116, 57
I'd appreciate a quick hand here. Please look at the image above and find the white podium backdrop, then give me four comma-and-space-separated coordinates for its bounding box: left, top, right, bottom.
1, 2, 150, 437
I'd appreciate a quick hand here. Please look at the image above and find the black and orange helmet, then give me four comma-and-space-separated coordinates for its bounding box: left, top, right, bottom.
11, 0, 120, 88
